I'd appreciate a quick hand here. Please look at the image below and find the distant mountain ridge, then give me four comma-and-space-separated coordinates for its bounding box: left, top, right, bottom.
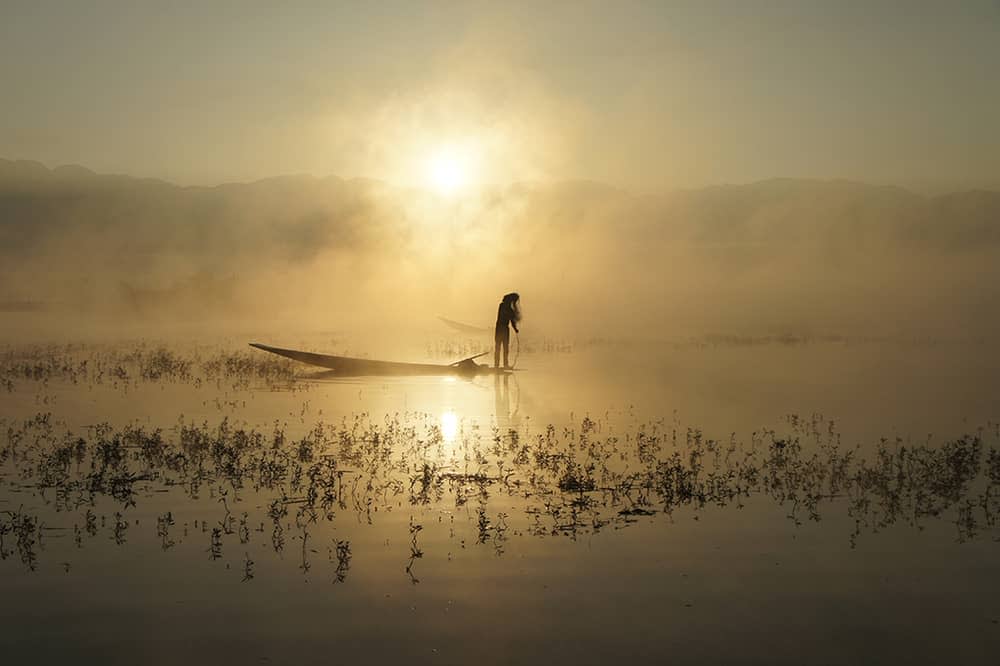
3, 158, 998, 258
2, 157, 998, 198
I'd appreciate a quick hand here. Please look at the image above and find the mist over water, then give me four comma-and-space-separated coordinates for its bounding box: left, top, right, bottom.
3, 160, 1000, 347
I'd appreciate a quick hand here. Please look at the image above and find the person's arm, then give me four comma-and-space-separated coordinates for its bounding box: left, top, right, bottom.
513, 320, 519, 334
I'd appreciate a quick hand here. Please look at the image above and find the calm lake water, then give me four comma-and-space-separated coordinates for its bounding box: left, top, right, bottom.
1, 334, 998, 665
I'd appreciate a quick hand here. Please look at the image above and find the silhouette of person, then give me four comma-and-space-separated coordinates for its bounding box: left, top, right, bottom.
494, 292, 520, 369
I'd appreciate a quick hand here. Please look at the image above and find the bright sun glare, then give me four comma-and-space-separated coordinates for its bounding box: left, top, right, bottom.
440, 410, 458, 443
425, 147, 468, 196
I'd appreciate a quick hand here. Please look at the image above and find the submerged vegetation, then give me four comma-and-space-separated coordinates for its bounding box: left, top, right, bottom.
0, 342, 300, 392
1, 408, 997, 578
0, 339, 997, 587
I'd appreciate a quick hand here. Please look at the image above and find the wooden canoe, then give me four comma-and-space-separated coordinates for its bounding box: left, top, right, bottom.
249, 343, 509, 377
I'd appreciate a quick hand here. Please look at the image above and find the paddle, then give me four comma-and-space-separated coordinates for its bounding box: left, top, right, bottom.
449, 351, 490, 367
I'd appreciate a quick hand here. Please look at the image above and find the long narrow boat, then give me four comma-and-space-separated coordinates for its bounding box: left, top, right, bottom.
249, 343, 509, 377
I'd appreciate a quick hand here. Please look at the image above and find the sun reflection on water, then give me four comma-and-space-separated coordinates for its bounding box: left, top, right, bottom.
440, 410, 459, 443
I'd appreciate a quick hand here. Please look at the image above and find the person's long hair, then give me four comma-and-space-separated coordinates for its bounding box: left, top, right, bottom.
502, 292, 521, 323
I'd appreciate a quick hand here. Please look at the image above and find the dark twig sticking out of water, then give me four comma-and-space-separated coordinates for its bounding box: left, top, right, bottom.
331, 539, 352, 584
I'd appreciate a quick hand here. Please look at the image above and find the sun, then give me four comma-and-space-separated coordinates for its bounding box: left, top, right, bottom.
425, 146, 469, 196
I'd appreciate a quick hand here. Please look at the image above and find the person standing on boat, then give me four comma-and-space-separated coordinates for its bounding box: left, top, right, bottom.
494, 292, 520, 369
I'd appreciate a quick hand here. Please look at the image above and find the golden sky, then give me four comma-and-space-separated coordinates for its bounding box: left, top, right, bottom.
2, 1, 998, 191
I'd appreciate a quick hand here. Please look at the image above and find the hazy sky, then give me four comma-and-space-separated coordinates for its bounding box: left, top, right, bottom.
2, 1, 998, 190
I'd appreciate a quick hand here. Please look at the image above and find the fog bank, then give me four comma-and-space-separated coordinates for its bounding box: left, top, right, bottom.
2, 159, 999, 345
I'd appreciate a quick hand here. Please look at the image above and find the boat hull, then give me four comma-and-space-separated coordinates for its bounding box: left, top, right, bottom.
249, 343, 509, 377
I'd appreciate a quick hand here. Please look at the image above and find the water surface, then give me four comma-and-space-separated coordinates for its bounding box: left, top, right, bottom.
1, 336, 998, 664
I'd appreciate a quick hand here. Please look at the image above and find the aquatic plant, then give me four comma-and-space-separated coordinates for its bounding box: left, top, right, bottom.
0, 409, 997, 580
